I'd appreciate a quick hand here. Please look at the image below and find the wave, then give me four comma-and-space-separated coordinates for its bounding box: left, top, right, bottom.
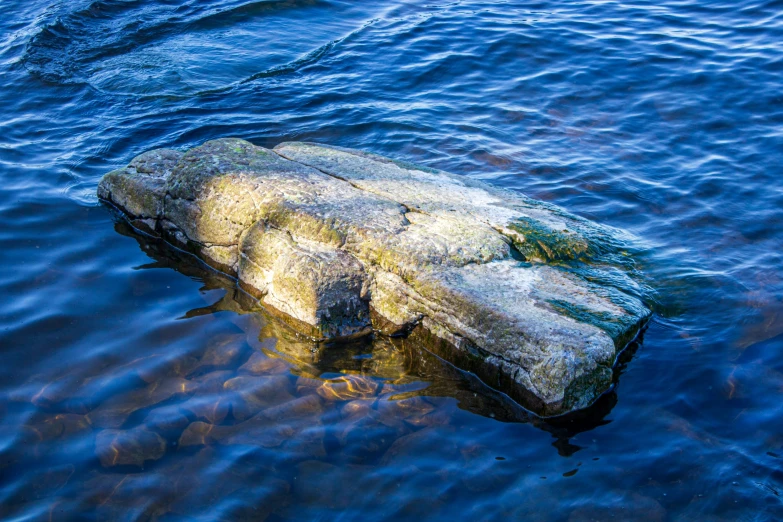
21, 0, 326, 85
240, 18, 376, 83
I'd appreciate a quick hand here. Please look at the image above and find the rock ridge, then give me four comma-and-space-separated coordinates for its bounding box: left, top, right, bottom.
98, 138, 651, 416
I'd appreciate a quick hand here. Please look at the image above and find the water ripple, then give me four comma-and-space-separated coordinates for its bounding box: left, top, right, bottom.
1, 0, 783, 519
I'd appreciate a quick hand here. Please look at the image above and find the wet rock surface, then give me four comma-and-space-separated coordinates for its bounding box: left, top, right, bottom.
98, 138, 650, 415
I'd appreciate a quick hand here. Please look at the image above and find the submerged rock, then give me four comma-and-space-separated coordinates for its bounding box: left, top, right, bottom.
316, 374, 380, 401
238, 352, 290, 375
95, 427, 166, 468
98, 138, 651, 416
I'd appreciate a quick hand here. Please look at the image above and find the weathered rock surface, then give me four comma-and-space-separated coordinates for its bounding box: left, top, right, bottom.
98, 138, 651, 415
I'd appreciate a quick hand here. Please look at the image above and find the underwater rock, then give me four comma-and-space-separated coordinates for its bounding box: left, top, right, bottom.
375, 397, 438, 428
262, 394, 324, 421
238, 352, 290, 375
95, 427, 166, 468
223, 374, 295, 420
86, 377, 196, 429
190, 333, 246, 373
316, 374, 380, 401
178, 370, 234, 424
143, 405, 191, 434
99, 138, 651, 416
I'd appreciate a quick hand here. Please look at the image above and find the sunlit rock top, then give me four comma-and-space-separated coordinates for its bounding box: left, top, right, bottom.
98, 138, 650, 416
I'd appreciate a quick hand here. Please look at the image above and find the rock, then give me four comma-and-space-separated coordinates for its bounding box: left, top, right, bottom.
180, 395, 232, 426
190, 370, 234, 391
341, 399, 374, 419
113, 353, 197, 384
225, 422, 297, 449
14, 464, 76, 502
178, 421, 219, 447
191, 333, 245, 373
143, 406, 191, 433
99, 138, 651, 416
403, 409, 451, 428
28, 374, 93, 413
316, 374, 380, 401
222, 374, 295, 420
80, 472, 171, 521
375, 396, 443, 429
86, 377, 196, 429
294, 375, 323, 396
282, 424, 327, 459
178, 371, 234, 424
376, 396, 435, 419
95, 427, 166, 468
338, 415, 408, 461
381, 427, 460, 470
262, 394, 324, 422
178, 416, 303, 452
332, 399, 410, 459
359, 338, 409, 380
238, 352, 290, 375
238, 222, 371, 338
4, 413, 94, 466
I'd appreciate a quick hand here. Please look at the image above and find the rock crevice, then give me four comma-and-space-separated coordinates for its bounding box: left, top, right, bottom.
98, 138, 651, 416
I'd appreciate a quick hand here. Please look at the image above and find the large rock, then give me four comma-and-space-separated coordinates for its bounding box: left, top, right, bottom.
98, 138, 650, 416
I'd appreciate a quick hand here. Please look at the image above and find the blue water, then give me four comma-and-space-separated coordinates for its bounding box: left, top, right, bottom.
1, 0, 782, 519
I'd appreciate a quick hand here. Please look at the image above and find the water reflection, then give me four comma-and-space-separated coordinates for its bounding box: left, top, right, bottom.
5, 211, 638, 515
0, 205, 645, 520
1, 218, 589, 518
116, 215, 634, 427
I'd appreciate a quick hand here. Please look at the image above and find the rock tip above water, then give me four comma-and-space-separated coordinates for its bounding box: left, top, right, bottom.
98, 137, 651, 416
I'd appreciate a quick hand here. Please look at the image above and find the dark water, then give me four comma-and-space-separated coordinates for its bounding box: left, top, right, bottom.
1, 0, 782, 519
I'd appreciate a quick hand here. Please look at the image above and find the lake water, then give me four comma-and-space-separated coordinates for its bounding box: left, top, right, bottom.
1, 0, 782, 520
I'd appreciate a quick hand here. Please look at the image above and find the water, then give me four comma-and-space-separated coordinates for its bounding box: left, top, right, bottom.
1, 0, 782, 519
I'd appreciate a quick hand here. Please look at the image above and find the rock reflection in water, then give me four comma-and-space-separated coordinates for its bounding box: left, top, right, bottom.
0, 219, 629, 520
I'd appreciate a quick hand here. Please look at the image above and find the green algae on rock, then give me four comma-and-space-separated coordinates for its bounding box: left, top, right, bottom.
98, 138, 651, 416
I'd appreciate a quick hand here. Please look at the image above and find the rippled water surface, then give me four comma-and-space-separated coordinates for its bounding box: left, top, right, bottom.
2, 0, 783, 520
